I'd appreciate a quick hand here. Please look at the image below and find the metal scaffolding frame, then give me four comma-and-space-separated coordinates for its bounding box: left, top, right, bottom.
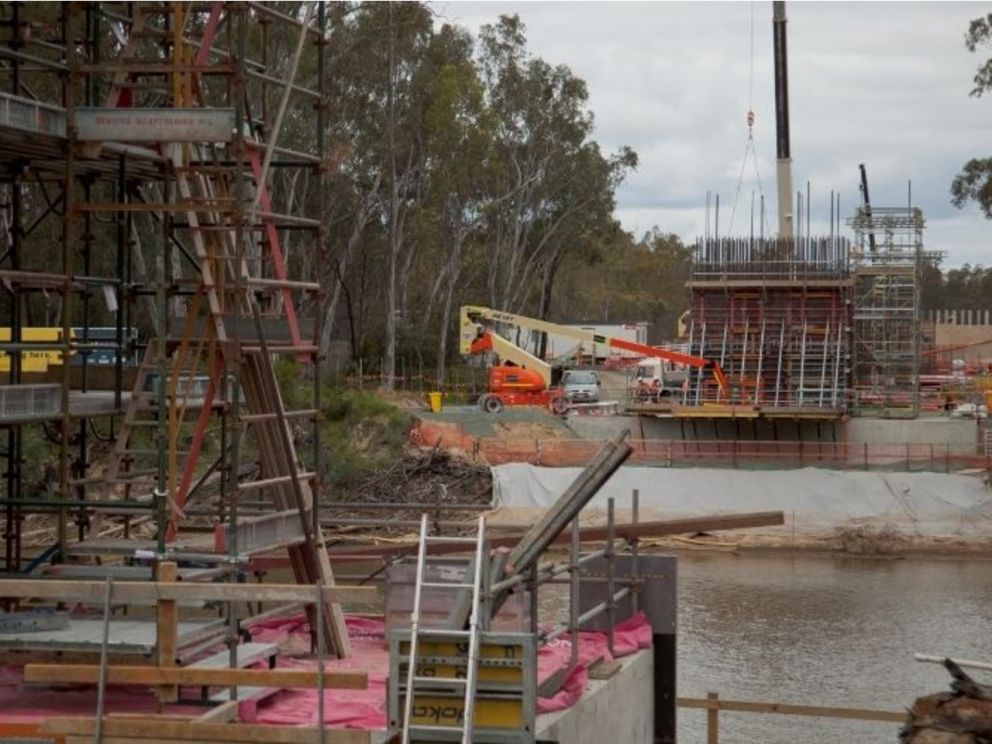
849, 206, 927, 417
685, 236, 852, 413
0, 2, 349, 654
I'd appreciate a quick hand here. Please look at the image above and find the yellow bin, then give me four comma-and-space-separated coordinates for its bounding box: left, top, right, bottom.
428, 391, 443, 413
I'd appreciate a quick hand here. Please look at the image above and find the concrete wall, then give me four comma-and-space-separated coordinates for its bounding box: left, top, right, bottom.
564, 414, 979, 453
844, 417, 979, 455
536, 648, 654, 744
565, 415, 840, 443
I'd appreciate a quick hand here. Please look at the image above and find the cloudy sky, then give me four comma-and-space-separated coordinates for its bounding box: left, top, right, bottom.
434, 1, 990, 267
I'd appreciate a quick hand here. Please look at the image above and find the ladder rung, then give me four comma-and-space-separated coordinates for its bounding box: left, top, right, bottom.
124, 449, 190, 456
417, 629, 471, 638
245, 277, 320, 292
424, 536, 476, 544
241, 345, 318, 355
420, 582, 473, 590
407, 725, 466, 733
237, 472, 317, 491
240, 409, 317, 423
412, 676, 466, 687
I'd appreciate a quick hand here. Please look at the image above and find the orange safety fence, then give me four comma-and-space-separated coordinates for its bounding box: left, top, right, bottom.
411, 424, 991, 473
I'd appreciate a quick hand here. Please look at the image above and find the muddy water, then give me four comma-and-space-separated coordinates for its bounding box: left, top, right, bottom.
677, 552, 992, 743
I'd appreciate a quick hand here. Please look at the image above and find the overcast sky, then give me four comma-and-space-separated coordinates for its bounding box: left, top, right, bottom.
434, 1, 990, 268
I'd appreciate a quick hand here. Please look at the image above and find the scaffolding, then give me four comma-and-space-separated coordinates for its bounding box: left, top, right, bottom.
849, 206, 926, 417
685, 236, 852, 415
0, 3, 351, 655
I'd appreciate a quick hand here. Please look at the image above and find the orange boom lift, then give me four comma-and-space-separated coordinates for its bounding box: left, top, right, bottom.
459, 305, 729, 413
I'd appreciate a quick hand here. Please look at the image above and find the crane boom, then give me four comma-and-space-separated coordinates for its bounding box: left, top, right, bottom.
460, 305, 729, 394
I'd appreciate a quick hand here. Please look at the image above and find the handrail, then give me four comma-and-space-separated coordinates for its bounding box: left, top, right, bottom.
678, 692, 904, 743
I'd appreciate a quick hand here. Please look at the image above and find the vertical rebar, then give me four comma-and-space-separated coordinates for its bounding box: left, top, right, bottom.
683, 321, 694, 406
155, 156, 170, 558
774, 321, 785, 407
316, 580, 326, 743
58, 3, 78, 561
312, 1, 327, 542
631, 489, 639, 615
798, 321, 807, 406
819, 321, 830, 407
115, 155, 126, 410
569, 518, 579, 670
93, 577, 114, 744
227, 2, 249, 695
714, 193, 720, 245
606, 497, 615, 657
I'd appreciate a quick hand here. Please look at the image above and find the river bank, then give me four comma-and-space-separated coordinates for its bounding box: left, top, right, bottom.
676, 551, 992, 743
489, 463, 992, 557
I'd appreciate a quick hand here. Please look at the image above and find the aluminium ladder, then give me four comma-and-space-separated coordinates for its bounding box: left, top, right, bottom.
402, 514, 487, 744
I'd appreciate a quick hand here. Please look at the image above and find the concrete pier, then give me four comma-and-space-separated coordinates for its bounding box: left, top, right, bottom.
536, 649, 655, 743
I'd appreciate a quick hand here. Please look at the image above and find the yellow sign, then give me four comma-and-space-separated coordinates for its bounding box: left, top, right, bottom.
405, 694, 524, 730
0, 328, 74, 372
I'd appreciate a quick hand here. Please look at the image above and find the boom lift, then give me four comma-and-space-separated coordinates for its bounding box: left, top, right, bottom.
460, 305, 730, 413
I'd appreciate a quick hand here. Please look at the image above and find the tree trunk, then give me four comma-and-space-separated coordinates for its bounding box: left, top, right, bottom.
536, 249, 564, 359
435, 233, 466, 388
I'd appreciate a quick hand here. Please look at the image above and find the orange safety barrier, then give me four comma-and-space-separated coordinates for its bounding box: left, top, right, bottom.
413, 432, 991, 473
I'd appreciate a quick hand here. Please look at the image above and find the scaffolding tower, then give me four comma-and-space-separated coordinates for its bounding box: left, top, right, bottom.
0, 2, 350, 655
685, 236, 852, 415
849, 206, 925, 417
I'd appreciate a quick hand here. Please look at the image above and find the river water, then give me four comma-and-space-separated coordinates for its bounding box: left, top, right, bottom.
677, 552, 992, 743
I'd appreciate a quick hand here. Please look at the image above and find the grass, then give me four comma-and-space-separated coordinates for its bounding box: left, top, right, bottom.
275, 360, 414, 493
319, 387, 413, 490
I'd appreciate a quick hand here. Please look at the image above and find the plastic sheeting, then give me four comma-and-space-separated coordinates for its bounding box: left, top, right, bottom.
491, 464, 992, 536
0, 612, 653, 729
251, 612, 653, 725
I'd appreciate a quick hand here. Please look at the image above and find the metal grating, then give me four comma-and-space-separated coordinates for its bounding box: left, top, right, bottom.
0, 383, 60, 421
0, 91, 66, 137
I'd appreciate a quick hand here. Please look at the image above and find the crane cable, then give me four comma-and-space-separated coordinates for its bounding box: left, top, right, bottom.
728, 1, 768, 235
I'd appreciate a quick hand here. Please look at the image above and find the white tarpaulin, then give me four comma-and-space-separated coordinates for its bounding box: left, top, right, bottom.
491, 464, 992, 536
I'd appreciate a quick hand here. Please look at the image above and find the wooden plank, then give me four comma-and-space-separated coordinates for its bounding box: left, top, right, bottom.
0, 721, 52, 739
676, 696, 905, 723
23, 664, 366, 689
188, 642, 278, 670
193, 699, 240, 723
45, 718, 370, 743
329, 511, 788, 558
588, 658, 622, 680
0, 580, 376, 605
156, 561, 179, 704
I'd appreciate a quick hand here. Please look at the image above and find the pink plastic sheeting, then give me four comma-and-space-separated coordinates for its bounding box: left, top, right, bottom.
0, 672, 205, 722
535, 612, 653, 714
0, 611, 652, 729
250, 611, 654, 727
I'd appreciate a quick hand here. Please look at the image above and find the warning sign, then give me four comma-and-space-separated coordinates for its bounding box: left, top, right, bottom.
75, 108, 234, 142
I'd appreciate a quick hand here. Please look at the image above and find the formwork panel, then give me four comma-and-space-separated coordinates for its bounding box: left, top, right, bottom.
684, 237, 852, 413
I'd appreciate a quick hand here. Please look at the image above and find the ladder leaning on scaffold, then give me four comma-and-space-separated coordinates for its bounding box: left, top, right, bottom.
402, 513, 488, 744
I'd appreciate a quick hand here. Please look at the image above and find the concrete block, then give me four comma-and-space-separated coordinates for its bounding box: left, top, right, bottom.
536, 648, 654, 744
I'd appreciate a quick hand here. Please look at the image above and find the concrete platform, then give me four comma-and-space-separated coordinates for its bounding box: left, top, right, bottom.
0, 617, 225, 654
537, 648, 654, 743
0, 389, 131, 424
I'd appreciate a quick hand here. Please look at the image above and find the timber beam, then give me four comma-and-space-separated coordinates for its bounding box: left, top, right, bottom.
23, 664, 366, 689
0, 579, 377, 605
41, 717, 370, 743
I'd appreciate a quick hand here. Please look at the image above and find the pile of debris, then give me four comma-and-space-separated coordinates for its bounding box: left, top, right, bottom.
902, 659, 992, 742
343, 447, 491, 507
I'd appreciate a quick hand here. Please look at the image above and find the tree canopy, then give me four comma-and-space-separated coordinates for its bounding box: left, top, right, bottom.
314, 7, 639, 386
950, 13, 992, 219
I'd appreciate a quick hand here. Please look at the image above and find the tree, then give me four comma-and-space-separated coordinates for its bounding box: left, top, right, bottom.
951, 13, 992, 218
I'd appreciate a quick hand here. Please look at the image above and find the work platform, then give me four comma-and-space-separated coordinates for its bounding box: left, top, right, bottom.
0, 386, 132, 424
625, 401, 847, 421
0, 617, 225, 657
